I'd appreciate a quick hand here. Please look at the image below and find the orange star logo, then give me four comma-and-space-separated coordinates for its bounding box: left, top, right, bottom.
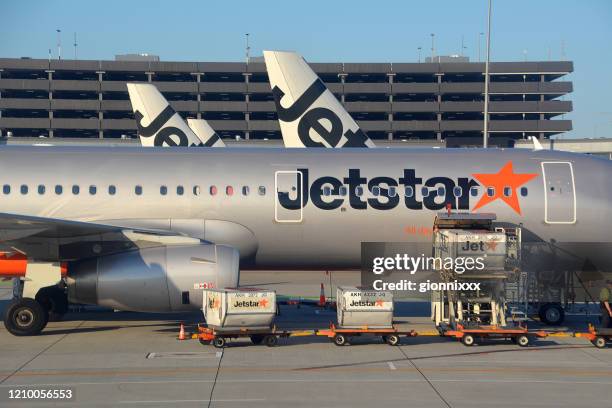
375, 299, 384, 307
259, 298, 269, 308
471, 161, 537, 215
485, 240, 498, 251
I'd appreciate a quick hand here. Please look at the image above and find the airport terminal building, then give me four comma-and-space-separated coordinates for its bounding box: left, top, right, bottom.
0, 56, 573, 144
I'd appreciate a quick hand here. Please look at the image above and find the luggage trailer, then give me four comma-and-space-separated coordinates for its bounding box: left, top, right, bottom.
316, 323, 417, 346
574, 324, 612, 348
443, 323, 549, 347
197, 324, 314, 348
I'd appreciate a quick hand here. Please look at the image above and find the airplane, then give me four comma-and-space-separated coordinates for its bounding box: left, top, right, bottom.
0, 136, 611, 335
264, 50, 377, 148
126, 83, 225, 147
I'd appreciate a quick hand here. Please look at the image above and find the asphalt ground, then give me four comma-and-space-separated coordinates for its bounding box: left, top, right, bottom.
0, 273, 610, 408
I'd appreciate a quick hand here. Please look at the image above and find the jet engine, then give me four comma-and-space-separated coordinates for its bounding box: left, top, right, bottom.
66, 244, 239, 312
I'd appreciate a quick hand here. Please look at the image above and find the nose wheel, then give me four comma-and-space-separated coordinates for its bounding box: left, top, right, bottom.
3, 298, 48, 336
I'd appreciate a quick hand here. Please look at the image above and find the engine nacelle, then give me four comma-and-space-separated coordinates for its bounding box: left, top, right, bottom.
66, 244, 239, 312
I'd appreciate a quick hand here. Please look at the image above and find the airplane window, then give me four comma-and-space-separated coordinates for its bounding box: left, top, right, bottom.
242, 186, 249, 196
210, 186, 217, 196
55, 185, 63, 195
487, 187, 495, 197
520, 187, 528, 197
108, 185, 116, 195
160, 186, 167, 195
20, 185, 28, 195
226, 186, 234, 196
135, 185, 143, 195
388, 186, 397, 197
356, 186, 364, 196
72, 185, 80, 195
404, 186, 414, 198
2, 185, 10, 194
323, 186, 332, 196
437, 187, 445, 196
371, 186, 381, 197
177, 186, 184, 196
339, 186, 347, 196
193, 186, 201, 196
453, 186, 462, 197
470, 187, 479, 197
503, 187, 512, 197
421, 187, 429, 197
38, 185, 45, 195
258, 186, 266, 196
89, 185, 97, 195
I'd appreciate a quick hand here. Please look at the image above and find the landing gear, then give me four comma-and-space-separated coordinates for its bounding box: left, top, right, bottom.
36, 286, 68, 322
538, 303, 565, 326
3, 298, 48, 336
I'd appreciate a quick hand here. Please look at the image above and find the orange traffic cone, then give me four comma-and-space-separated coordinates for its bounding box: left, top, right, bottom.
178, 323, 186, 340
319, 283, 326, 307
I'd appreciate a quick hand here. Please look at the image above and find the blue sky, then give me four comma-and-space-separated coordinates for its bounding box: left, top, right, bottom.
1, 0, 611, 138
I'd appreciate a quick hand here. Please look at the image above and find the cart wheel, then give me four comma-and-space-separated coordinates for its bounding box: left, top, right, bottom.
386, 334, 400, 346
594, 336, 607, 349
462, 334, 475, 346
517, 335, 530, 347
199, 338, 211, 346
333, 334, 347, 346
213, 337, 226, 348
250, 335, 264, 345
264, 335, 278, 347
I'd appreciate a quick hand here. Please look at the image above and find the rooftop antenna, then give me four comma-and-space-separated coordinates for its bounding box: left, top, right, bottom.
460, 35, 466, 57
417, 46, 422, 63
56, 29, 61, 60
430, 33, 435, 61
73, 32, 78, 60
483, 0, 492, 148
245, 33, 250, 65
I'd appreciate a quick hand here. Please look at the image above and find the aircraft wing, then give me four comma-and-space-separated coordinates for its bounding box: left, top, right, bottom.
0, 212, 201, 262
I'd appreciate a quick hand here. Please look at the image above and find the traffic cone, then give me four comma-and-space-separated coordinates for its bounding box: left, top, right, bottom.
178, 323, 186, 340
319, 283, 326, 307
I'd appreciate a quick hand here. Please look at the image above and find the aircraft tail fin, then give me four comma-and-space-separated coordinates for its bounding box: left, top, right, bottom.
263, 50, 376, 148
127, 83, 204, 147
186, 118, 225, 147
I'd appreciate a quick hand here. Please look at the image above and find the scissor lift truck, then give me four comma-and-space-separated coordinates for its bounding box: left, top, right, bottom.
431, 212, 522, 330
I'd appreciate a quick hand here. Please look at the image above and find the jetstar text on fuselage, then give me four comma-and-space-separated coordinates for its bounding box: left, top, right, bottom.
277, 168, 479, 211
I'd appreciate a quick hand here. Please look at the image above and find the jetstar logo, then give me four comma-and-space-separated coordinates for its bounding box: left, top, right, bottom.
233, 300, 269, 308
349, 299, 385, 307
277, 162, 537, 214
135, 105, 217, 147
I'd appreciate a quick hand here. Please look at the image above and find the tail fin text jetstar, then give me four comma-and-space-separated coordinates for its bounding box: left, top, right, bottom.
186, 118, 225, 147
127, 83, 208, 147
264, 50, 376, 148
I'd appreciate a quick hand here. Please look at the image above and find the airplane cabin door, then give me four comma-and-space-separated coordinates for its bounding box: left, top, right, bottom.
541, 162, 576, 224
274, 170, 304, 223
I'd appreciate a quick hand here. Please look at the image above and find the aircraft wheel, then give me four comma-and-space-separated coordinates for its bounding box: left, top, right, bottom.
539, 303, 565, 326
264, 335, 278, 347
333, 334, 347, 346
594, 336, 607, 349
213, 337, 226, 348
3, 298, 48, 336
517, 335, 530, 347
462, 334, 475, 347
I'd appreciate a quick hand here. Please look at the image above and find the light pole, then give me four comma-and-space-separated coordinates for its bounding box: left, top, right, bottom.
483, 0, 492, 148
430, 33, 435, 62
417, 46, 422, 62
56, 29, 61, 60
245, 33, 250, 65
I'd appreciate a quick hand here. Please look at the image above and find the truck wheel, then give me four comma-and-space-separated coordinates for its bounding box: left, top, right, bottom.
250, 335, 264, 345
386, 334, 400, 346
594, 336, 607, 349
264, 335, 278, 347
517, 335, 530, 347
333, 334, 347, 346
3, 298, 48, 336
539, 303, 565, 325
213, 337, 226, 348
462, 334, 475, 346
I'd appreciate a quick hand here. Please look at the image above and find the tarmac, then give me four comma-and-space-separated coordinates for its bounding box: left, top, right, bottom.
0, 271, 611, 408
